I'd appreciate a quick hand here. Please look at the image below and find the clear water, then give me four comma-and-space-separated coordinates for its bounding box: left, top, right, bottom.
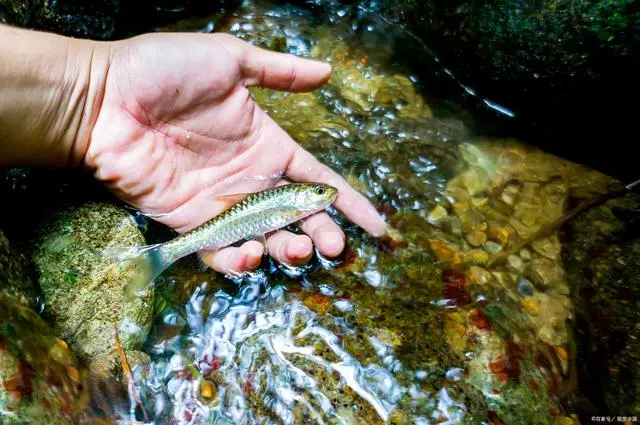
2, 0, 636, 424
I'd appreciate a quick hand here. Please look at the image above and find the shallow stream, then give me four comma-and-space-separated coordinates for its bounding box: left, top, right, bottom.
2, 1, 639, 424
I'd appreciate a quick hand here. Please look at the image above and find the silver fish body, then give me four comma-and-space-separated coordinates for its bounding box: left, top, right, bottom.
107, 183, 338, 295
163, 183, 337, 260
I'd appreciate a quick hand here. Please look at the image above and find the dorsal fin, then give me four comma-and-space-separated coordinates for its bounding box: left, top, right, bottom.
214, 192, 250, 212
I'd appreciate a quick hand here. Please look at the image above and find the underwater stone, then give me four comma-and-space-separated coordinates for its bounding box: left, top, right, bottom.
515, 276, 534, 297
465, 231, 487, 247
427, 204, 448, 226
530, 257, 564, 290
507, 254, 523, 272
483, 241, 503, 255
531, 235, 562, 260
31, 201, 153, 362
0, 293, 90, 423
0, 230, 38, 310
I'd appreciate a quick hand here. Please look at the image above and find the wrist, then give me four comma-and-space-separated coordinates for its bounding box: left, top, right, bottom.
0, 25, 111, 167
58, 39, 112, 167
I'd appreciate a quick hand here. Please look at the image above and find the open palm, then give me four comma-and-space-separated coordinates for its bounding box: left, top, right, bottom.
85, 32, 386, 274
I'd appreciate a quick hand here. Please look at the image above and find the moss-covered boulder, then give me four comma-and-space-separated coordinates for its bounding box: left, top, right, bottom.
31, 201, 153, 362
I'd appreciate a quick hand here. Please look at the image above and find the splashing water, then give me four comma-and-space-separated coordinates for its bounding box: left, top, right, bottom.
135, 272, 468, 424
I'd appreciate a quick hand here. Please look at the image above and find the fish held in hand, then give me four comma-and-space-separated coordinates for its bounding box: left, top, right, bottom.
103, 183, 338, 296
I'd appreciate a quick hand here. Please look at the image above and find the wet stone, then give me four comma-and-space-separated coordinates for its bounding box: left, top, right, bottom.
468, 249, 490, 265
427, 204, 448, 226
461, 168, 491, 196
520, 298, 540, 316
468, 266, 493, 286
0, 230, 38, 310
507, 255, 524, 272
31, 201, 153, 361
530, 257, 564, 289
500, 182, 521, 207
519, 248, 532, 260
487, 222, 513, 246
516, 276, 534, 297
459, 209, 487, 234
483, 241, 503, 255
465, 231, 487, 247
531, 235, 562, 260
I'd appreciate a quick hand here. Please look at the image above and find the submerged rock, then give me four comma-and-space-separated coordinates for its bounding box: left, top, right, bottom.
0, 230, 38, 310
564, 194, 640, 416
0, 295, 91, 424
31, 201, 153, 362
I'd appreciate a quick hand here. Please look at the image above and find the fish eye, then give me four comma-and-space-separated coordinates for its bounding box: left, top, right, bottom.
315, 187, 325, 195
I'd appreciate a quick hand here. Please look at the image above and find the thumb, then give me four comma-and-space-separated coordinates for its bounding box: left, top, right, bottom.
214, 33, 332, 92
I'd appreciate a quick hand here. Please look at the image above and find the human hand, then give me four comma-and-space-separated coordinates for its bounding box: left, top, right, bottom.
82, 32, 387, 274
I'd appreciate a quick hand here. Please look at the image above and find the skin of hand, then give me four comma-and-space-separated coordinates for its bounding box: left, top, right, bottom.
0, 26, 387, 274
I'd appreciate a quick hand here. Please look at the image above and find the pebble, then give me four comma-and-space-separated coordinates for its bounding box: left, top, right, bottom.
461, 168, 490, 196
516, 276, 534, 297
491, 271, 514, 287
531, 235, 561, 260
468, 249, 490, 265
200, 379, 217, 401
487, 223, 512, 246
483, 241, 503, 255
452, 201, 470, 216
469, 266, 492, 286
471, 196, 488, 208
466, 231, 487, 247
427, 205, 448, 225
507, 255, 524, 272
429, 239, 462, 267
537, 324, 557, 346
459, 210, 487, 233
520, 298, 540, 315
519, 248, 532, 260
531, 257, 563, 289
500, 182, 521, 206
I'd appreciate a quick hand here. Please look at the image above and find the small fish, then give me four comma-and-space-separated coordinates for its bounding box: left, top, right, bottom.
105, 183, 338, 295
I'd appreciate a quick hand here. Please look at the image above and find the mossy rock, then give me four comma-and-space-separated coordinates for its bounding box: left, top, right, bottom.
0, 230, 38, 310
31, 201, 153, 362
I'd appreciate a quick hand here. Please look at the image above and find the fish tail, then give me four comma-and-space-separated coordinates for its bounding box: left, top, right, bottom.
102, 243, 175, 297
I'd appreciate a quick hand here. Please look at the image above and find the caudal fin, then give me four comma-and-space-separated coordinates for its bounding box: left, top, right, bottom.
102, 243, 174, 297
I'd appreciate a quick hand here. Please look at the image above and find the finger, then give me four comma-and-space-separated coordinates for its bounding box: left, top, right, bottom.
287, 147, 388, 237
300, 212, 345, 258
266, 230, 314, 266
215, 33, 331, 92
200, 240, 264, 274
